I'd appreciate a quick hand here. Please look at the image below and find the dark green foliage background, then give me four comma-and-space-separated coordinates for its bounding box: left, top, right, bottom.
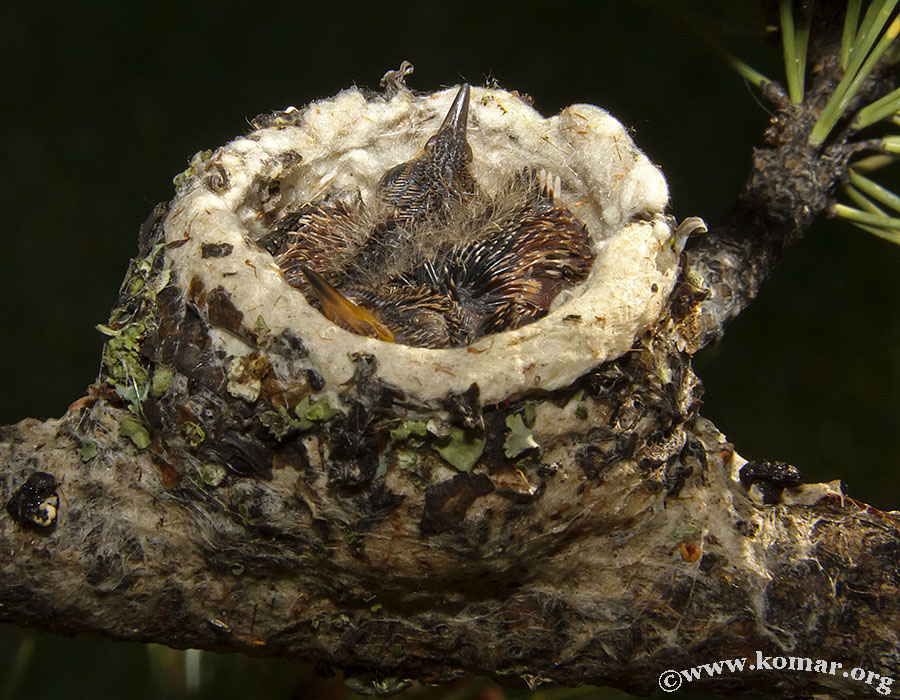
1, 1, 898, 698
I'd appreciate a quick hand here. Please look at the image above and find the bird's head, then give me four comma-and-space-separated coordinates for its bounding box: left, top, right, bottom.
377, 83, 476, 223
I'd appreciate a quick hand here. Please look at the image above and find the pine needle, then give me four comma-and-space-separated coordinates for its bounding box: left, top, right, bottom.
810, 0, 900, 143
853, 85, 900, 128
841, 0, 863, 68
780, 0, 809, 103
831, 202, 900, 229
848, 168, 900, 212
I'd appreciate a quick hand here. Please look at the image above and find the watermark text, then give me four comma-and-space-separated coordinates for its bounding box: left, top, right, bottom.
658, 650, 894, 695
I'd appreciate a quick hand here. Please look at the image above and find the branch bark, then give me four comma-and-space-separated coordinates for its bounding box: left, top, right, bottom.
3, 33, 899, 699
4, 400, 900, 698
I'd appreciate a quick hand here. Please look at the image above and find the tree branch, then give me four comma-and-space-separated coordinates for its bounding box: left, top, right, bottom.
4, 396, 900, 697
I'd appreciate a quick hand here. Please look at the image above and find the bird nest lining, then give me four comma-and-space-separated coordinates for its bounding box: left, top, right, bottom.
163, 85, 675, 404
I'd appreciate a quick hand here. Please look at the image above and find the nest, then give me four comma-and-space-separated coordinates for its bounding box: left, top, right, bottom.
162, 82, 676, 404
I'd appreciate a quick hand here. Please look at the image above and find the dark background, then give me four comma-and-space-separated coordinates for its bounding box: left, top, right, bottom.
1, 2, 899, 698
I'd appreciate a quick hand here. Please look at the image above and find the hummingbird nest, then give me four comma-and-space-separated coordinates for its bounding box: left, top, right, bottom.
162, 79, 675, 405
101, 70, 710, 599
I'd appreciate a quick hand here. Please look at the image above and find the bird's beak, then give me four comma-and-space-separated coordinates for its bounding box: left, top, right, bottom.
438, 83, 470, 145
423, 84, 472, 169
301, 266, 395, 343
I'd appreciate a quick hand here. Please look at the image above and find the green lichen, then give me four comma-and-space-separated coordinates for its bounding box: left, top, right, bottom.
300, 396, 340, 422
671, 520, 703, 542
504, 413, 541, 458
259, 396, 342, 438
197, 463, 227, 488
431, 427, 486, 472
183, 421, 205, 447
79, 438, 98, 463
150, 367, 174, 398
98, 242, 169, 416
375, 455, 389, 480
395, 450, 430, 489
337, 521, 365, 555
523, 400, 537, 427
234, 503, 255, 527
389, 419, 485, 472
259, 406, 300, 439
395, 452, 420, 472
253, 315, 270, 345
389, 420, 428, 443
294, 395, 341, 430
568, 389, 588, 419
98, 319, 151, 414
119, 416, 151, 449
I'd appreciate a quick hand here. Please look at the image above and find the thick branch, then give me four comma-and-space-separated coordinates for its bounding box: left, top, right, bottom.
3, 400, 899, 697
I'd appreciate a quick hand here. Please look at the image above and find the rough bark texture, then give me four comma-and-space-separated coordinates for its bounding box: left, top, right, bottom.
677, 22, 894, 353
4, 380, 900, 698
3, 26, 900, 700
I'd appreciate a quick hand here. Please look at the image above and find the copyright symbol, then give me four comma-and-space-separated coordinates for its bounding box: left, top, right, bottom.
658, 669, 682, 692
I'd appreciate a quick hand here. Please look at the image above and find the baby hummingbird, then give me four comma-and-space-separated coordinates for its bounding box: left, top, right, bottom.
262, 84, 594, 349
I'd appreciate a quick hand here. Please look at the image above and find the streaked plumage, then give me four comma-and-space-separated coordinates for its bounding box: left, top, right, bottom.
261, 84, 594, 349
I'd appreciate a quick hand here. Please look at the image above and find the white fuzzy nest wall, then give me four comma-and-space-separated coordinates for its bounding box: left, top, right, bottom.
164, 85, 675, 404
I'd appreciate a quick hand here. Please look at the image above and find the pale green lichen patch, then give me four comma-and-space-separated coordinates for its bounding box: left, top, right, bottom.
670, 519, 703, 543
182, 421, 205, 447
389, 421, 428, 443
567, 389, 588, 420
259, 396, 343, 438
119, 416, 151, 449
388, 419, 488, 473
253, 315, 271, 344
395, 452, 420, 472
197, 462, 227, 488
150, 366, 174, 397
78, 438, 98, 463
294, 395, 341, 429
395, 451, 430, 490
98, 320, 151, 414
259, 406, 300, 439
504, 414, 541, 459
431, 427, 486, 472
234, 502, 255, 526
99, 242, 170, 416
374, 455, 389, 480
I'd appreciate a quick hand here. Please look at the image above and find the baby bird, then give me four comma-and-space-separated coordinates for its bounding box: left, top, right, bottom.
261, 84, 594, 349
